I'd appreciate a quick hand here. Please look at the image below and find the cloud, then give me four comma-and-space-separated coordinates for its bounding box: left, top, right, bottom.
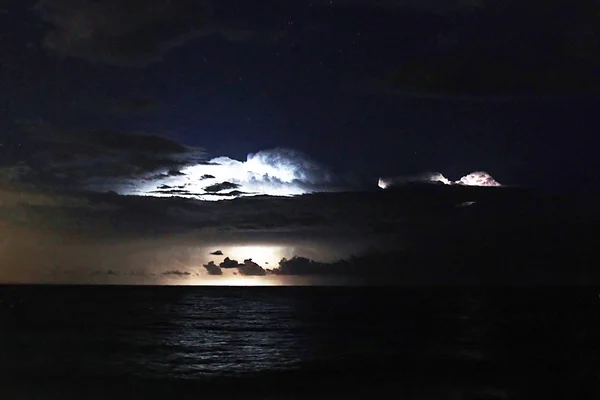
33, 0, 271, 66
271, 256, 327, 276
455, 172, 500, 187
202, 261, 222, 275
238, 259, 266, 276
162, 270, 191, 276
210, 250, 223, 255
219, 257, 240, 269
204, 181, 240, 193
378, 172, 451, 189
0, 176, 599, 284
119, 147, 357, 200
90, 269, 119, 276
0, 163, 31, 184
17, 119, 205, 190
379, 171, 501, 188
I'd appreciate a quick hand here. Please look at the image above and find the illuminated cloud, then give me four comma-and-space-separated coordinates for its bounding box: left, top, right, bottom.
123, 148, 342, 200
238, 259, 267, 276
379, 171, 500, 188
219, 257, 240, 269
455, 171, 501, 187
378, 172, 452, 188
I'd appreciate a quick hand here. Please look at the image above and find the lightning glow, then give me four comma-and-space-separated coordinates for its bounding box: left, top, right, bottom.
119, 148, 336, 200
378, 171, 501, 189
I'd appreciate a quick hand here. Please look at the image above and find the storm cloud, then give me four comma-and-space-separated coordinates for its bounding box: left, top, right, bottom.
0, 178, 598, 284
17, 119, 204, 191
238, 259, 266, 276
120, 147, 354, 200
202, 261, 222, 276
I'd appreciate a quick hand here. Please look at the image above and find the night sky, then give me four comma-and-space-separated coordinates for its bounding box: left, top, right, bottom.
0, 0, 600, 284
1, 0, 599, 189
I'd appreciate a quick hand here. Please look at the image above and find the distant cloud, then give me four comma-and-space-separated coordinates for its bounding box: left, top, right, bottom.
162, 270, 191, 276
202, 261, 222, 275
16, 119, 205, 191
210, 250, 223, 255
219, 257, 240, 269
455, 172, 500, 187
378, 173, 451, 189
379, 171, 501, 188
121, 147, 357, 200
0, 177, 599, 284
238, 259, 266, 276
204, 181, 240, 193
91, 269, 119, 277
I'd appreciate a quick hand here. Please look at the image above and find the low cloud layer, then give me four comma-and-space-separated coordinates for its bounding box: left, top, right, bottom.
13, 120, 502, 198
16, 119, 205, 191
379, 171, 500, 189
0, 178, 598, 284
123, 148, 351, 200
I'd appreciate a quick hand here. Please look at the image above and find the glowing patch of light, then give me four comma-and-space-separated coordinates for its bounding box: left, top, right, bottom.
208, 276, 277, 286
222, 245, 288, 267
378, 171, 500, 189
455, 171, 501, 187
378, 172, 452, 188
120, 148, 335, 200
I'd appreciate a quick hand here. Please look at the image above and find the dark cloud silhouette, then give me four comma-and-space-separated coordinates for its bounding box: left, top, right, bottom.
162, 270, 191, 276
219, 257, 240, 269
16, 119, 204, 190
1, 176, 600, 285
149, 169, 187, 180
33, 0, 267, 66
0, 163, 31, 184
238, 259, 266, 276
90, 269, 119, 277
202, 261, 222, 275
272, 256, 328, 276
204, 181, 241, 193
210, 250, 223, 255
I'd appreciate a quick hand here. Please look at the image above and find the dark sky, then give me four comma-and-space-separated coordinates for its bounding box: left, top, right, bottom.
1, 0, 599, 189
1, 0, 600, 284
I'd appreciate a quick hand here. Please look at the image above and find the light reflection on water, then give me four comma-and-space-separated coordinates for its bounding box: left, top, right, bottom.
123, 291, 304, 377
2, 287, 598, 398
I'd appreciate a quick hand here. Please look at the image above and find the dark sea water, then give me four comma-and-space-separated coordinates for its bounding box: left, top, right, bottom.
1, 286, 599, 399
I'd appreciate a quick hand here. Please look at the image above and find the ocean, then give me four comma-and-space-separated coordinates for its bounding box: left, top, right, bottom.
1, 285, 599, 399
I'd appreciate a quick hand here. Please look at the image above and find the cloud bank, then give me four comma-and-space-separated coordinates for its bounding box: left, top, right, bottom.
123, 148, 347, 200
378, 171, 500, 189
